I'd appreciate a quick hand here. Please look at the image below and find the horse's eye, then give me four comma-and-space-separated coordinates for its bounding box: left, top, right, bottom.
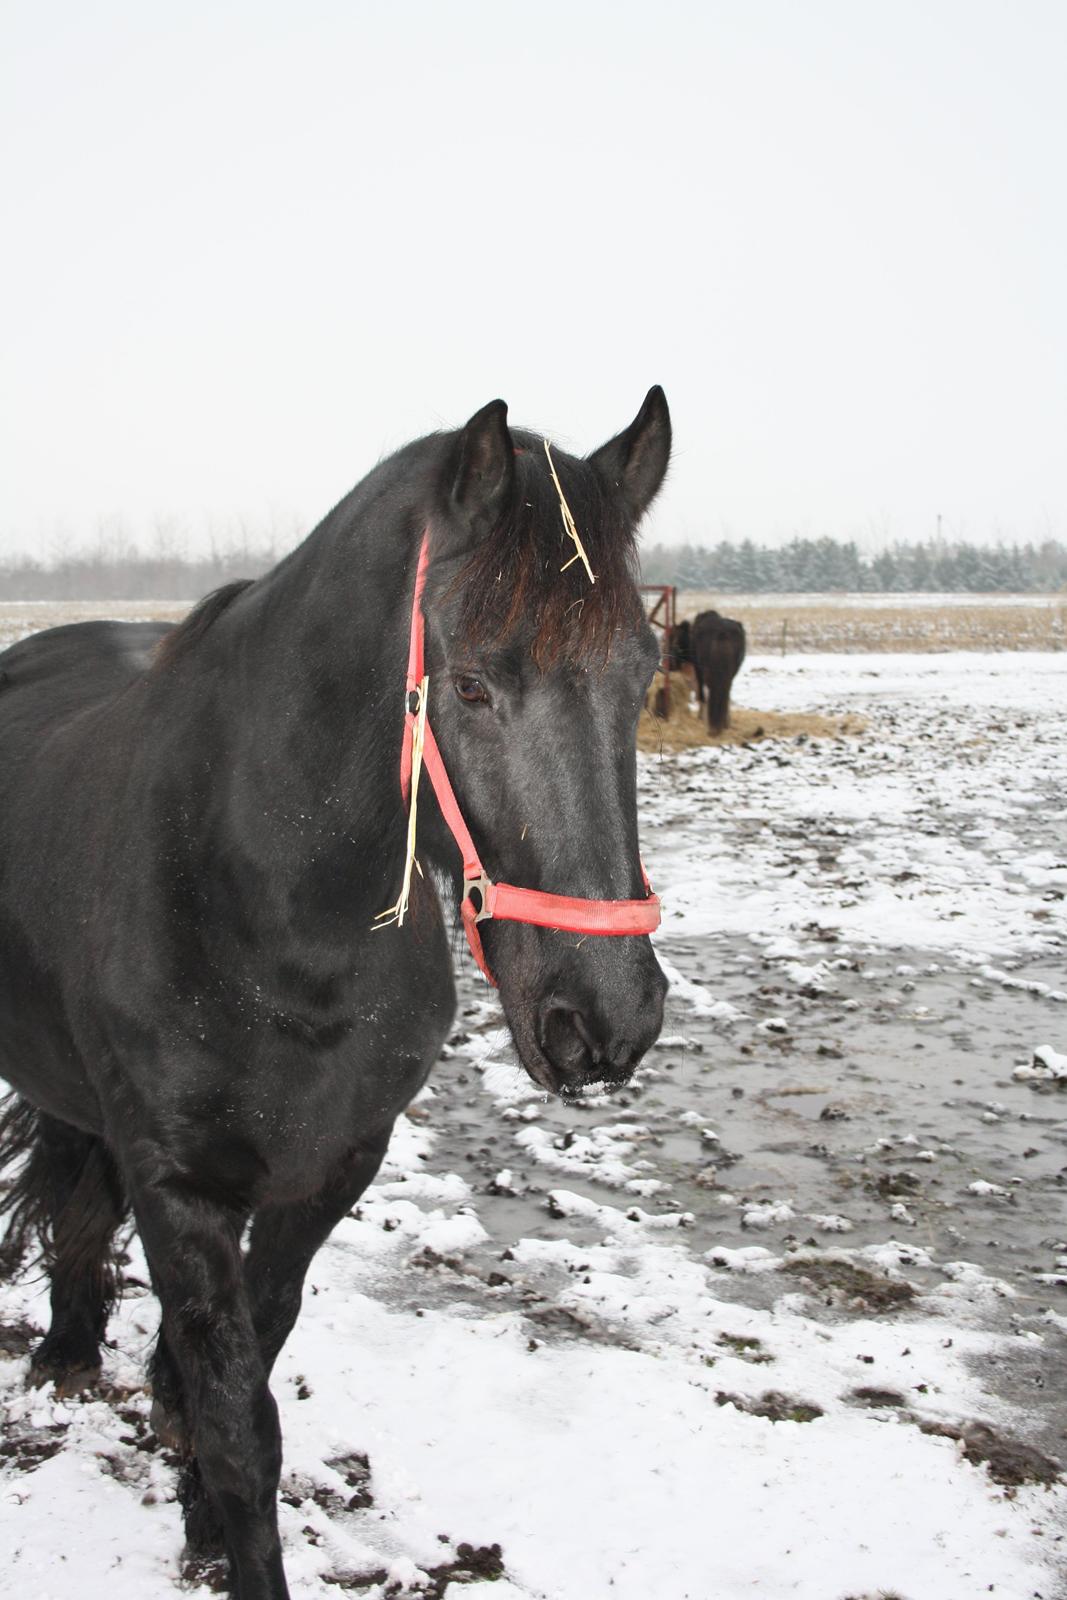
454, 674, 488, 705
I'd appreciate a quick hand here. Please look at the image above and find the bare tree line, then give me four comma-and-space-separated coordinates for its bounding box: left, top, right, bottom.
1, 525, 284, 601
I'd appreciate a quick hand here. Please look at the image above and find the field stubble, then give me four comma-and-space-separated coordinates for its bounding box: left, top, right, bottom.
678, 591, 1067, 653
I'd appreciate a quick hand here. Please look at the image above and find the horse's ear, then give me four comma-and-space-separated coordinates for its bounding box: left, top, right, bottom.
448, 398, 515, 534
588, 386, 671, 519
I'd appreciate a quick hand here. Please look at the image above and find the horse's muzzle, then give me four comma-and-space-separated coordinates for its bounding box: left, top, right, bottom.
531, 962, 668, 1096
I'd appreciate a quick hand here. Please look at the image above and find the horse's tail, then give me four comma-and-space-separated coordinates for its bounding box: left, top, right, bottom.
0, 1093, 127, 1288
0, 1094, 45, 1276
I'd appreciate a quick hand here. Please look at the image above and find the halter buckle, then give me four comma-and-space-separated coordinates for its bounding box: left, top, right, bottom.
464, 872, 494, 922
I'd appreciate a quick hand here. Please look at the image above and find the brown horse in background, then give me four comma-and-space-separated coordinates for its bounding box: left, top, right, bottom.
673, 610, 746, 732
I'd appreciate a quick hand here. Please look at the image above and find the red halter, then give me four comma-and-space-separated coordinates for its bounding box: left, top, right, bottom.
399, 533, 661, 984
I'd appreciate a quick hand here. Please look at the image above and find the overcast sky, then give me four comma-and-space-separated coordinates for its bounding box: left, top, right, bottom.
3, 0, 1065, 560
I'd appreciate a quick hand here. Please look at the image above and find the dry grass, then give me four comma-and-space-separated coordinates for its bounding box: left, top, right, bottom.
678, 593, 1067, 653
638, 671, 865, 753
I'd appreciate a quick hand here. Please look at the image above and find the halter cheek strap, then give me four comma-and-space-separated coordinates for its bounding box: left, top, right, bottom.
399, 533, 661, 985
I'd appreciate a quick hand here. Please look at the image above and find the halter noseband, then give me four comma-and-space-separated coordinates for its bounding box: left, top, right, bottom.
398, 533, 661, 985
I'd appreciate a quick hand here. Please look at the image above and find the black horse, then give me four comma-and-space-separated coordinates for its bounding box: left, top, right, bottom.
687, 609, 747, 732
0, 390, 670, 1598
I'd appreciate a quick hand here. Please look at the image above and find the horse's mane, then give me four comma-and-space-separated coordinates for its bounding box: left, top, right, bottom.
153, 580, 254, 671
449, 433, 643, 667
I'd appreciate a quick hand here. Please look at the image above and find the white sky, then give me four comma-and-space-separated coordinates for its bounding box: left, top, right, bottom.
2, 0, 1065, 559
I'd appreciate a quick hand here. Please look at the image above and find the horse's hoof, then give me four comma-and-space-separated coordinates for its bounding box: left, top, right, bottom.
28, 1344, 101, 1397
149, 1396, 190, 1453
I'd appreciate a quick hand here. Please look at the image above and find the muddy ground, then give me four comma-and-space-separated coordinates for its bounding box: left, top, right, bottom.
423, 942, 1067, 1461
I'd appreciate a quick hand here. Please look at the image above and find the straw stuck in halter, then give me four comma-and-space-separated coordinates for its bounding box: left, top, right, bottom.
374, 671, 429, 929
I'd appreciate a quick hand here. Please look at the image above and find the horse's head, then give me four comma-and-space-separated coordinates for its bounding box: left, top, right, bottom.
669, 617, 692, 669
421, 390, 671, 1097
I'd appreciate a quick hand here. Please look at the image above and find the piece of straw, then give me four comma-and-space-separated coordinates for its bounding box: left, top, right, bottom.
374, 673, 429, 930
543, 440, 595, 584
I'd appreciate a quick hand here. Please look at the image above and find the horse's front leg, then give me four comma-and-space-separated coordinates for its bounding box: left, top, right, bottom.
244, 1132, 392, 1374
129, 1166, 289, 1600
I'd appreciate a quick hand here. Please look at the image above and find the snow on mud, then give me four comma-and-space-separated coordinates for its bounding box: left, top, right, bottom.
1, 652, 1065, 1599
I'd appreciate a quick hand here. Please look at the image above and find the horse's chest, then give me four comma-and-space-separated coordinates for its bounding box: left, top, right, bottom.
172, 969, 456, 1205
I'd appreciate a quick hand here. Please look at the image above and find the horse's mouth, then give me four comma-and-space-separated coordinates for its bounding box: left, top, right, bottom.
556, 1073, 630, 1103
520, 1053, 633, 1101
497, 966, 664, 1100
506, 1020, 638, 1101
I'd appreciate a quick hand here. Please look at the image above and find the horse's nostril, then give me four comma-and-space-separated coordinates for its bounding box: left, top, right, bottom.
538, 1003, 595, 1076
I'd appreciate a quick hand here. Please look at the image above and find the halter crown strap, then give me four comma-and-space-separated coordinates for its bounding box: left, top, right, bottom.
397, 533, 661, 985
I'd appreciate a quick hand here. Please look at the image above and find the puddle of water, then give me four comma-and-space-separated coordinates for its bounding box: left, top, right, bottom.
406, 939, 1067, 1455
427, 943, 1067, 1293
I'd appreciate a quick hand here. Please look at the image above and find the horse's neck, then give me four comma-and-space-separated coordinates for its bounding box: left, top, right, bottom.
192, 507, 418, 925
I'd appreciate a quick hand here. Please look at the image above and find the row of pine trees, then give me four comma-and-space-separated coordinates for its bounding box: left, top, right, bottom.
640, 537, 1067, 593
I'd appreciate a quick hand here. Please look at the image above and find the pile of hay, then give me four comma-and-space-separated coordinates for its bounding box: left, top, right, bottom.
637, 671, 866, 753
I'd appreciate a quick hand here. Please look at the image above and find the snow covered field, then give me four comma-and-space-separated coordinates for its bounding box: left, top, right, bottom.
1, 653, 1065, 1599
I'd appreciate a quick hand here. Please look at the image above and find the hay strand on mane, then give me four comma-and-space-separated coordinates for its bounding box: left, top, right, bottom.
543, 440, 595, 584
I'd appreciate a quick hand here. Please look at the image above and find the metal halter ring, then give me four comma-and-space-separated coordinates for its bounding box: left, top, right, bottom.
463, 873, 494, 923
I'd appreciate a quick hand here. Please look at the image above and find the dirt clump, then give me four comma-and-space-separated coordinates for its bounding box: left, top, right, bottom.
917, 1419, 1061, 1488
781, 1256, 917, 1312
0, 1318, 39, 1357
324, 1541, 506, 1594
715, 1389, 824, 1423
848, 1387, 909, 1409
716, 1332, 774, 1364
0, 1424, 68, 1472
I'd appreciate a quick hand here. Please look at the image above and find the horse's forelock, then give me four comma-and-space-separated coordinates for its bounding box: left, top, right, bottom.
443, 441, 643, 667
